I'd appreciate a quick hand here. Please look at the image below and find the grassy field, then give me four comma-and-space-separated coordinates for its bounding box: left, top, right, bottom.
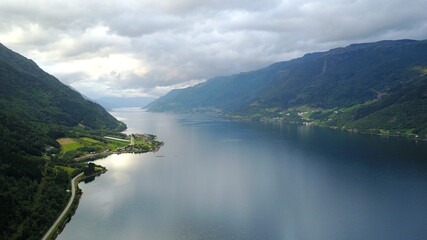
56, 138, 76, 145
106, 140, 129, 149
57, 138, 84, 153
55, 135, 133, 162
80, 137, 100, 143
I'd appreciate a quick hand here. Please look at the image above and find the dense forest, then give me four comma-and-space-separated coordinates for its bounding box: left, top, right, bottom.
0, 44, 127, 240
147, 39, 427, 138
0, 43, 126, 131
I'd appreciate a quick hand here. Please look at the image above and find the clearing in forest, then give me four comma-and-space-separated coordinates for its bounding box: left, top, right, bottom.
56, 138, 83, 153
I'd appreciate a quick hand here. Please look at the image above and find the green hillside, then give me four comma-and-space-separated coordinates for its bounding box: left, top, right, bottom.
0, 43, 126, 131
147, 39, 427, 138
0, 44, 126, 239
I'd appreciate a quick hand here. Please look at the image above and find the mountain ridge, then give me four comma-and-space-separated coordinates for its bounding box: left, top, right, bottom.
147, 39, 427, 137
0, 43, 125, 131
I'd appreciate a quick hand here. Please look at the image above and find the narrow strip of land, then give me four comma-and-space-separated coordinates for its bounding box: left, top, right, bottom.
41, 172, 83, 240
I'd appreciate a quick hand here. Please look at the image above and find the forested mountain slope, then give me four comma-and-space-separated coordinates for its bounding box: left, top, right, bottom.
0, 44, 125, 239
0, 43, 125, 131
147, 39, 427, 137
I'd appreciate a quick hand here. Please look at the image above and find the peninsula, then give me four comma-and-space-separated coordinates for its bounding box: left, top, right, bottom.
42, 133, 163, 240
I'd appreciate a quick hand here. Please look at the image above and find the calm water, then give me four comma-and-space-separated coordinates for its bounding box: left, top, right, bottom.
59, 109, 427, 240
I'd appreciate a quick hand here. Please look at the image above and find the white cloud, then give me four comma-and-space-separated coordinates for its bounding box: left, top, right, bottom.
1, 0, 427, 99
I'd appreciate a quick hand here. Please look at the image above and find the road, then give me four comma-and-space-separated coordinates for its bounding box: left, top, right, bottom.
41, 172, 84, 240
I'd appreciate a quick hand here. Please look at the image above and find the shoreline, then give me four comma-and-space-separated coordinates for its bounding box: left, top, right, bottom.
147, 110, 426, 141
44, 141, 163, 240
42, 169, 108, 240
223, 115, 427, 142
75, 142, 163, 162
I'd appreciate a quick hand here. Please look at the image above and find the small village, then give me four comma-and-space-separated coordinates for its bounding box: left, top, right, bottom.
117, 134, 164, 154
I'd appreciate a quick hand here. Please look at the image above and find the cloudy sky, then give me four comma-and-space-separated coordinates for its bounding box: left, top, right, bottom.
1, 0, 427, 100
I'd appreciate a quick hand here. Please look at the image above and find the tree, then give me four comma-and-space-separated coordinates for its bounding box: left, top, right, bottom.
83, 163, 95, 176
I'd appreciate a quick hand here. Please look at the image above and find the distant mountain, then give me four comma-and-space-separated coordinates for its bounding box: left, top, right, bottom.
94, 96, 156, 109
147, 39, 427, 137
0, 43, 125, 131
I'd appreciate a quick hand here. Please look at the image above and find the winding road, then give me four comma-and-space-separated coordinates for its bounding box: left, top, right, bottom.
41, 172, 84, 240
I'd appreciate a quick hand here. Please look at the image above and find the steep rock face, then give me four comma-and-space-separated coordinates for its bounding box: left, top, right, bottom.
0, 43, 125, 131
147, 39, 427, 136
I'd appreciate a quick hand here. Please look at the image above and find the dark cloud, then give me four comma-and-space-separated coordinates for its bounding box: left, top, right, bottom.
1, 0, 426, 98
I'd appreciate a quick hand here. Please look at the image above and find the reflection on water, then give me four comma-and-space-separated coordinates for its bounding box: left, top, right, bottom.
59, 110, 427, 240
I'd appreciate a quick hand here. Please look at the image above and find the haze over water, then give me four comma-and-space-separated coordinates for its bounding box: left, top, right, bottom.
59, 109, 427, 240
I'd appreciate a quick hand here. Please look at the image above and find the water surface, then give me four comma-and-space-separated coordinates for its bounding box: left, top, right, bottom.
59, 109, 427, 240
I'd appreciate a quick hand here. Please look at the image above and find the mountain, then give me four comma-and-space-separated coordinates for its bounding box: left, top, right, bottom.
147, 39, 427, 137
0, 44, 125, 239
0, 43, 125, 131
